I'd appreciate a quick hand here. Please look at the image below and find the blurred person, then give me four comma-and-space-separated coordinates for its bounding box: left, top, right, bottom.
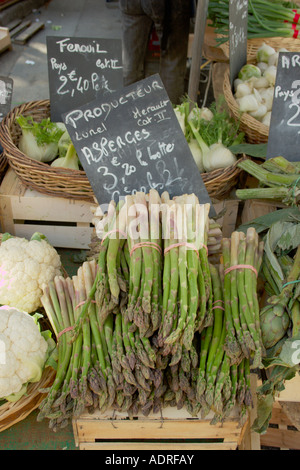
119, 0, 192, 104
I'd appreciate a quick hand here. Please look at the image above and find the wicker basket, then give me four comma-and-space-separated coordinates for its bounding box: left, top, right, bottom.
223, 71, 269, 144
0, 152, 8, 183
0, 367, 56, 433
221, 37, 300, 143
0, 100, 95, 201
220, 36, 300, 62
200, 153, 247, 199
220, 37, 300, 144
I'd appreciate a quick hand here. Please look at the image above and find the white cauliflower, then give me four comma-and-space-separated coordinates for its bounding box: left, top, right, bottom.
0, 306, 48, 401
0, 233, 62, 313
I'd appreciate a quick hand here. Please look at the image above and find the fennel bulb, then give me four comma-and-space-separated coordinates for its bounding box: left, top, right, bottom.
51, 143, 79, 170
188, 106, 213, 122
249, 104, 268, 121
173, 102, 189, 134
235, 82, 253, 99
188, 139, 204, 172
256, 43, 276, 63
238, 64, 261, 81
256, 62, 269, 74
251, 76, 270, 89
258, 87, 274, 112
203, 143, 237, 172
16, 115, 65, 163
58, 130, 73, 158
262, 111, 271, 126
188, 121, 237, 172
236, 94, 260, 113
19, 131, 59, 163
233, 78, 243, 92
263, 65, 277, 86
268, 52, 279, 67
174, 108, 185, 134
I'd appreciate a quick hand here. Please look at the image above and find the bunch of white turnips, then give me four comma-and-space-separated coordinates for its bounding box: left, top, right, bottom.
0, 233, 61, 402
233, 43, 289, 127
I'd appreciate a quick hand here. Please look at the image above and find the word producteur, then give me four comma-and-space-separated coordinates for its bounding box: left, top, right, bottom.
64, 79, 164, 128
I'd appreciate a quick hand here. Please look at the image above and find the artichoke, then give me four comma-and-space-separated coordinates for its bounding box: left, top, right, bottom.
260, 304, 290, 350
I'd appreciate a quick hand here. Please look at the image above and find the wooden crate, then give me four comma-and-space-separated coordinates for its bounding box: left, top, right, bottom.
73, 376, 260, 451
240, 199, 286, 226
0, 27, 11, 54
0, 168, 96, 249
73, 407, 249, 451
276, 374, 300, 432
260, 402, 300, 450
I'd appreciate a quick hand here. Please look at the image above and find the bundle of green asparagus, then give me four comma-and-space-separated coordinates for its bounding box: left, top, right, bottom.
195, 263, 253, 423
238, 205, 300, 434
221, 228, 265, 369
37, 190, 261, 430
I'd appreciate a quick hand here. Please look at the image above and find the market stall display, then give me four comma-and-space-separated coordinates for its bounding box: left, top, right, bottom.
0, 0, 300, 451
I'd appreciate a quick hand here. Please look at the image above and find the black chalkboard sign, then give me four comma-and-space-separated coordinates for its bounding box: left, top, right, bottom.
46, 36, 123, 122
0, 76, 13, 122
63, 74, 213, 210
229, 0, 248, 86
267, 52, 300, 162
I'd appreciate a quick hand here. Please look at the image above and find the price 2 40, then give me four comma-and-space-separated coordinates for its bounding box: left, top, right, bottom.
57, 72, 108, 97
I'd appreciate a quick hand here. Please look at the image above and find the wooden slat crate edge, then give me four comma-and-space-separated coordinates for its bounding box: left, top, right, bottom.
0, 27, 12, 54
241, 199, 287, 226
0, 168, 96, 249
73, 408, 250, 450
260, 402, 300, 450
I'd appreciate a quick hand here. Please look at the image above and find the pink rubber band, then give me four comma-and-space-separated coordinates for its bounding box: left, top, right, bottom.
101, 229, 127, 245
57, 326, 74, 340
224, 264, 258, 278
130, 241, 162, 257
164, 242, 199, 258
212, 299, 225, 311
164, 242, 208, 257
75, 300, 97, 309
212, 305, 225, 311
